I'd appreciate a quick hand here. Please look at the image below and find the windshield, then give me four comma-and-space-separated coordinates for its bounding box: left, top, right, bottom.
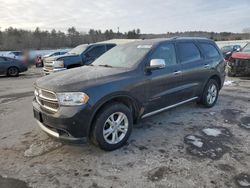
242, 43, 250, 52
67, 44, 88, 55
92, 44, 152, 68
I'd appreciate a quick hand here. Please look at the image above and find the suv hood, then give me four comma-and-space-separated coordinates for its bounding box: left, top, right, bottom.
35, 66, 130, 92
45, 53, 80, 61
232, 52, 250, 60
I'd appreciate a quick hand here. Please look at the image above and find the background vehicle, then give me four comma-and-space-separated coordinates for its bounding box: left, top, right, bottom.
5, 51, 25, 61
35, 51, 69, 67
43, 43, 116, 74
0, 56, 28, 76
227, 43, 250, 76
42, 50, 68, 59
221, 45, 241, 60
33, 37, 225, 151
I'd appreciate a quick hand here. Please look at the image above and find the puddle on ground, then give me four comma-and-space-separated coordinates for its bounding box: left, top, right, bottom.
184, 127, 232, 160
235, 173, 250, 187
239, 117, 250, 130
0, 175, 30, 188
24, 140, 62, 157
221, 109, 243, 124
146, 166, 170, 182
216, 164, 235, 172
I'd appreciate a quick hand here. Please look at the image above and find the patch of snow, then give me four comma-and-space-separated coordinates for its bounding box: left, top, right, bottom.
202, 128, 222, 137
209, 112, 216, 116
224, 80, 235, 86
24, 140, 62, 157
186, 135, 203, 148
241, 123, 250, 129
238, 179, 250, 187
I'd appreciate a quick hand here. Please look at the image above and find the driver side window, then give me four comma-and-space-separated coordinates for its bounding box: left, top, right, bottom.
150, 43, 177, 65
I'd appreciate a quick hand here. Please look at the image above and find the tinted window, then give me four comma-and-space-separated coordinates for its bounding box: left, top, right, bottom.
177, 42, 201, 63
150, 43, 177, 65
106, 44, 116, 51
200, 43, 220, 59
87, 45, 106, 57
12, 52, 23, 56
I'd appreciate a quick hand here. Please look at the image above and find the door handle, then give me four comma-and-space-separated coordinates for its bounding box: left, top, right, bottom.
204, 64, 210, 69
173, 70, 182, 75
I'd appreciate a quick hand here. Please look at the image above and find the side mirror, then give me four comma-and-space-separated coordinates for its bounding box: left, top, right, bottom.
146, 59, 166, 71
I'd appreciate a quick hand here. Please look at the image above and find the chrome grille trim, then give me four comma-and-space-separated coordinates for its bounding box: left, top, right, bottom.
35, 87, 59, 112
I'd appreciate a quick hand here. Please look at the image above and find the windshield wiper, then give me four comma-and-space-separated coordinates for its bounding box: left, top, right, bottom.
98, 64, 113, 68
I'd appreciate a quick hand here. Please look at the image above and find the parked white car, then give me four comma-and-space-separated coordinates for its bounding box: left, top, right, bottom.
5, 51, 24, 61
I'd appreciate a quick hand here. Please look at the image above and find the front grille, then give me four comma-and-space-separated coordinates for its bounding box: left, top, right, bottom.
44, 59, 54, 70
40, 90, 57, 100
35, 87, 59, 112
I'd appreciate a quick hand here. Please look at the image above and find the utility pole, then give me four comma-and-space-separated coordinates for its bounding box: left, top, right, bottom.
117, 27, 120, 38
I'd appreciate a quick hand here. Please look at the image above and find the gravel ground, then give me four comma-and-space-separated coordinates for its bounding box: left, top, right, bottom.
0, 68, 250, 188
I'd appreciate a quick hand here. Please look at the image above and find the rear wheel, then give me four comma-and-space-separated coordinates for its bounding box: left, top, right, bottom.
91, 103, 133, 151
7, 67, 19, 77
200, 79, 219, 108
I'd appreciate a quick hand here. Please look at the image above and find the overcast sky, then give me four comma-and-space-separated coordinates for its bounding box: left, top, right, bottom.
0, 0, 249, 33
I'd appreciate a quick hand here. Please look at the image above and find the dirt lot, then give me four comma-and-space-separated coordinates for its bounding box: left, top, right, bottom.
0, 67, 250, 188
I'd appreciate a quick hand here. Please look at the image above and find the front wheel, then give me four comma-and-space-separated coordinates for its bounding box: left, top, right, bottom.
91, 103, 133, 151
7, 67, 19, 77
200, 79, 219, 108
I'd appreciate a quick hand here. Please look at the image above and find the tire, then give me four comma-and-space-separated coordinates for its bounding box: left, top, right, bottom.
7, 67, 19, 77
200, 79, 219, 108
91, 103, 133, 151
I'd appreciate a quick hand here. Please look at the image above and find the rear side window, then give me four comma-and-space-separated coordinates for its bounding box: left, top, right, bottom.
177, 42, 201, 63
200, 43, 220, 59
150, 43, 177, 65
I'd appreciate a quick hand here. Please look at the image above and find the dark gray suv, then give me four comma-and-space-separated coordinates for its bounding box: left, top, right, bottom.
33, 37, 226, 151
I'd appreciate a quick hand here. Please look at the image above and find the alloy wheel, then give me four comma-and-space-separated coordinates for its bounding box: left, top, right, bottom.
103, 112, 129, 144
207, 84, 217, 105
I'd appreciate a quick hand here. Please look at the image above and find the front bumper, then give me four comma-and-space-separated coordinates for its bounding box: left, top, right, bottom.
33, 99, 92, 141
43, 67, 67, 75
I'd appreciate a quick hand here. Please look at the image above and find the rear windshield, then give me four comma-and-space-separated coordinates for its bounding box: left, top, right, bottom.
92, 44, 152, 68
242, 43, 250, 52
12, 51, 23, 56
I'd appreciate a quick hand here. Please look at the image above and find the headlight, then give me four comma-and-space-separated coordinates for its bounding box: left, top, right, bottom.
226, 51, 231, 55
56, 92, 89, 106
53, 60, 64, 68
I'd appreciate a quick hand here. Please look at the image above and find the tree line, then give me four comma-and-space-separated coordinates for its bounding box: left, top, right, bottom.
0, 27, 249, 51
0, 27, 141, 51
